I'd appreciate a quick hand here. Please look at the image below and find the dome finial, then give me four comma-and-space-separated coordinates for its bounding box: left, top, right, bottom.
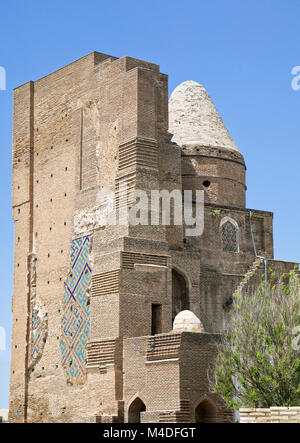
173, 310, 205, 332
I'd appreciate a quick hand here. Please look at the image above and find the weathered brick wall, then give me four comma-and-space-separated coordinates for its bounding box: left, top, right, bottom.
240, 407, 300, 423
10, 50, 298, 424
10, 52, 171, 423
123, 332, 233, 423
181, 145, 246, 207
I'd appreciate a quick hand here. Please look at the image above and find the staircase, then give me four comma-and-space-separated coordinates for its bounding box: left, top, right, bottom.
234, 257, 264, 296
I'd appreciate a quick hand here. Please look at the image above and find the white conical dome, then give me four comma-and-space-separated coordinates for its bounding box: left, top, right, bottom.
173, 310, 204, 332
169, 80, 239, 152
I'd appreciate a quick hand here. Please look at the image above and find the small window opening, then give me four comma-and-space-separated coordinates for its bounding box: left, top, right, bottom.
151, 304, 162, 335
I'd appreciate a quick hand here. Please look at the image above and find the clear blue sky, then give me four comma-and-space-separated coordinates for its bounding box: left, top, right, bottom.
0, 0, 299, 408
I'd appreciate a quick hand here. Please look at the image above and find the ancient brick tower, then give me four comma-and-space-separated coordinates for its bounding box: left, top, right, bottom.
9, 52, 297, 423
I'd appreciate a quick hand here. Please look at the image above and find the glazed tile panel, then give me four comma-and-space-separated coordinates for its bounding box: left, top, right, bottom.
60, 236, 92, 383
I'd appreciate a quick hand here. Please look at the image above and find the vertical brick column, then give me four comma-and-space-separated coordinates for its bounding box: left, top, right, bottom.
9, 81, 34, 422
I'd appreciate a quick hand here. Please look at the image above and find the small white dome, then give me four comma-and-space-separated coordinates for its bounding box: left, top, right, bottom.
173, 310, 204, 332
169, 80, 239, 152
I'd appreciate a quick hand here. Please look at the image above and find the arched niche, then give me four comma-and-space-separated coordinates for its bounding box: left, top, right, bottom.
172, 267, 190, 323
128, 397, 146, 423
195, 399, 217, 423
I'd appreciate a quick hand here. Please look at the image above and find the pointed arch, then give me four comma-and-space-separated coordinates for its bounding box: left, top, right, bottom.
172, 266, 191, 324
220, 217, 239, 253
128, 395, 146, 423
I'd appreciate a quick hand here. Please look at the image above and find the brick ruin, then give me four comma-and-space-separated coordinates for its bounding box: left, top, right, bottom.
9, 52, 297, 422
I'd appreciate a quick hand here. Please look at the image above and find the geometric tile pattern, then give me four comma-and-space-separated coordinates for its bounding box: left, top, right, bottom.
59, 236, 92, 384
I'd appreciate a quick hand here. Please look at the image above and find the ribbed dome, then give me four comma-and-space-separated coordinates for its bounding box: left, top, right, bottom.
169, 80, 239, 152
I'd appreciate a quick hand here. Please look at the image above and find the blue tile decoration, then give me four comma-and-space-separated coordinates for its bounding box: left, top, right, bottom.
60, 236, 92, 383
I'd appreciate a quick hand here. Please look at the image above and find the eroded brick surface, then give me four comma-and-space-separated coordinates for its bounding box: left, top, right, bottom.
9, 52, 297, 423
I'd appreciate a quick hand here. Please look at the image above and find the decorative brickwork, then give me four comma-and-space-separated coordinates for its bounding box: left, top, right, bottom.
122, 252, 168, 270
118, 138, 158, 171
86, 338, 116, 368
91, 271, 120, 297
146, 334, 181, 361
9, 51, 298, 423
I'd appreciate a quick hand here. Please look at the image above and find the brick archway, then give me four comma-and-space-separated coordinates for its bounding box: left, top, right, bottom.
128, 397, 146, 423
195, 399, 217, 423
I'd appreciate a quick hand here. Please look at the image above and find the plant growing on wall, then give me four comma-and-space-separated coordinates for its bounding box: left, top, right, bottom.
212, 270, 300, 408
209, 209, 221, 217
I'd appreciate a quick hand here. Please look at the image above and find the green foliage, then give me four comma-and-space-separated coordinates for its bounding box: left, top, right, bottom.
212, 271, 300, 408
209, 209, 221, 217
